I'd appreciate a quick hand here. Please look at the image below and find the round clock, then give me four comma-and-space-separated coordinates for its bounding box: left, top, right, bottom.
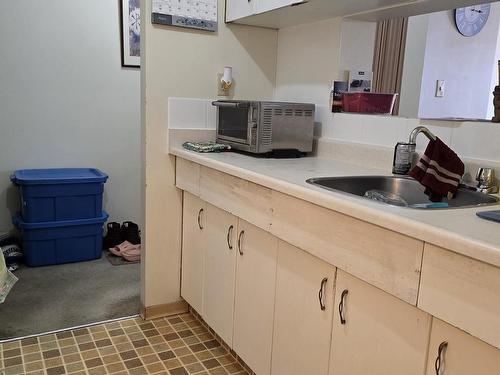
455, 4, 490, 37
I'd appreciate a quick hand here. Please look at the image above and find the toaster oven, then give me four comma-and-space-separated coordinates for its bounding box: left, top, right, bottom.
212, 100, 315, 155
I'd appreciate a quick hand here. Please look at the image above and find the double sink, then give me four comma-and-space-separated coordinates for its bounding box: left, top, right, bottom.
307, 176, 499, 210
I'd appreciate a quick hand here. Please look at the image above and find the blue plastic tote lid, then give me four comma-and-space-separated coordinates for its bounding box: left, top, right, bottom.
12, 211, 109, 229
10, 168, 108, 185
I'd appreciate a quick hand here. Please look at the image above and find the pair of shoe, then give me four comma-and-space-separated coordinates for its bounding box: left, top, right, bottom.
103, 221, 140, 250
109, 241, 141, 262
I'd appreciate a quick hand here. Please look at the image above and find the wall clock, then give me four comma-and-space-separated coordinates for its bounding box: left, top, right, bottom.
455, 4, 490, 37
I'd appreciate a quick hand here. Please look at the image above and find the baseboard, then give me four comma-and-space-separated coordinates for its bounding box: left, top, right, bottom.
140, 300, 189, 320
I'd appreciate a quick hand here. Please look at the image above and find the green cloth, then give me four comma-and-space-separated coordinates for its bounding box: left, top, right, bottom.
183, 141, 231, 153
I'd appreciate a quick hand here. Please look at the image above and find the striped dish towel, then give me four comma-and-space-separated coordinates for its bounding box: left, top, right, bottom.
409, 138, 464, 202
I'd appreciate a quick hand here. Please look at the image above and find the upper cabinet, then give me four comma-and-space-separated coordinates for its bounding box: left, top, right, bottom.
224, 0, 489, 29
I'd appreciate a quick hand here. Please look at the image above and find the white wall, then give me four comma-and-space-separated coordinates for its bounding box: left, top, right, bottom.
141, 0, 277, 308
275, 18, 342, 107
338, 20, 377, 81
0, 1, 142, 232
399, 14, 430, 118
418, 5, 500, 119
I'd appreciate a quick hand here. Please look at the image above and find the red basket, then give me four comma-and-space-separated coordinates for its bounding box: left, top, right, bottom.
342, 93, 398, 114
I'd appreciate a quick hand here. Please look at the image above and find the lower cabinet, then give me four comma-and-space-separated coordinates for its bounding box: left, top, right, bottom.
203, 204, 238, 347
233, 220, 279, 375
180, 193, 500, 375
329, 270, 431, 375
426, 318, 500, 375
181, 192, 206, 314
271, 241, 336, 375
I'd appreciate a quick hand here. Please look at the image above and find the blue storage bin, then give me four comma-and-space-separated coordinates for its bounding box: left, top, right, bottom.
11, 168, 108, 223
13, 212, 108, 267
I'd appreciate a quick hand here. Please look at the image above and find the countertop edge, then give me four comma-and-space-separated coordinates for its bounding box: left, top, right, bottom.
170, 148, 500, 268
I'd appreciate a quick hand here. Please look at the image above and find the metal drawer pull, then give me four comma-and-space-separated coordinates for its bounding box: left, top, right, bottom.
435, 341, 448, 375
318, 277, 328, 311
238, 230, 245, 256
197, 208, 204, 230
339, 289, 348, 325
227, 225, 234, 250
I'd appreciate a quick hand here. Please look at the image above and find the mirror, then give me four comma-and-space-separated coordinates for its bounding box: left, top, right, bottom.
338, 1, 500, 121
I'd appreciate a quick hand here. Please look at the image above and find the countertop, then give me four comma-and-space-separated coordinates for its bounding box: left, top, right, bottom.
171, 147, 500, 268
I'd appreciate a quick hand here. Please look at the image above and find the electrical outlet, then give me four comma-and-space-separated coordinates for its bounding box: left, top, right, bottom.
436, 80, 445, 97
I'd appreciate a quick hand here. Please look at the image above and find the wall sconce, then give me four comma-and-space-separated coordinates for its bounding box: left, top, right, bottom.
218, 66, 233, 96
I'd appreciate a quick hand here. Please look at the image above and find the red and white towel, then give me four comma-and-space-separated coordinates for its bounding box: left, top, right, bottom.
409, 138, 464, 202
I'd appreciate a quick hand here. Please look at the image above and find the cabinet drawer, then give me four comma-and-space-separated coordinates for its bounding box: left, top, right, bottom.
271, 191, 424, 305
176, 158, 200, 196
200, 167, 273, 231
418, 244, 500, 349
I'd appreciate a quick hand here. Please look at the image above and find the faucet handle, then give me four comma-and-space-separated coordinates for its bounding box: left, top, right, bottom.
476, 167, 495, 188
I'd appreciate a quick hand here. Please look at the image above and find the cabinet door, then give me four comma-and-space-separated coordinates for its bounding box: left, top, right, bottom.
233, 220, 278, 375
271, 241, 336, 375
254, 0, 304, 14
181, 192, 206, 314
425, 318, 500, 375
329, 270, 431, 375
203, 204, 238, 347
225, 0, 256, 22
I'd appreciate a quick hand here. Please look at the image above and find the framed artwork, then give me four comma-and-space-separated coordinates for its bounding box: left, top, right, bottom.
120, 0, 140, 68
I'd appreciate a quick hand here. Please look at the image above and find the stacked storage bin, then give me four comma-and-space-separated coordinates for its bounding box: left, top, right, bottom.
11, 168, 108, 266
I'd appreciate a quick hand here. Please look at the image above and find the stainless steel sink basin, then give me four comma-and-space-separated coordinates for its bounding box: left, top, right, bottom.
306, 176, 499, 209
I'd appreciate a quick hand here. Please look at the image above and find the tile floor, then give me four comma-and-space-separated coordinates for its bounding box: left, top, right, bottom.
0, 312, 251, 375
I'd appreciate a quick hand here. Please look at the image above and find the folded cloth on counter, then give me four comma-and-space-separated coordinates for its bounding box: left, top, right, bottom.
409, 137, 464, 202
183, 141, 231, 153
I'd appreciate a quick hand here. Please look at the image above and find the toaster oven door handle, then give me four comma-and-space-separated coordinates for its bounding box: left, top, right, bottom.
211, 101, 249, 109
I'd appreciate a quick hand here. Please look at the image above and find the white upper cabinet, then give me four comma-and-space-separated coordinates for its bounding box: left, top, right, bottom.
225, 0, 490, 29
254, 0, 304, 14
225, 0, 256, 22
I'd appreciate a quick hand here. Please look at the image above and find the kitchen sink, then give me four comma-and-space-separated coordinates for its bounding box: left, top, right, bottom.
306, 176, 499, 209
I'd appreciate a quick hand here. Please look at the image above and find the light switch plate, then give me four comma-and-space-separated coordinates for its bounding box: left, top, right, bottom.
436, 80, 445, 97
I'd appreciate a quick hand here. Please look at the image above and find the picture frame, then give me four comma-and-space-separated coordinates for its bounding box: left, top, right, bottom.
119, 0, 140, 68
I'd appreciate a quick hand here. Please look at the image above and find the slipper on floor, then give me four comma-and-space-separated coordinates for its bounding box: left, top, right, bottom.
122, 245, 141, 262
109, 241, 135, 257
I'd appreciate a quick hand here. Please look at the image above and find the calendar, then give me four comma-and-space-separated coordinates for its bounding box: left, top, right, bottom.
152, 0, 218, 32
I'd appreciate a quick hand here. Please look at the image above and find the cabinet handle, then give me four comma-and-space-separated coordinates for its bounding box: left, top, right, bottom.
197, 208, 204, 230
318, 277, 328, 311
238, 230, 245, 256
339, 289, 348, 325
227, 225, 234, 250
434, 341, 448, 375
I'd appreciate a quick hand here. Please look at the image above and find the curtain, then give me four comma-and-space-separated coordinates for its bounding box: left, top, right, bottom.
372, 18, 408, 115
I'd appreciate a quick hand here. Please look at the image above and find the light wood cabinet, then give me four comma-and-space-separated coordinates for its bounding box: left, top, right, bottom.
203, 204, 238, 347
233, 220, 278, 375
271, 191, 423, 305
271, 241, 336, 375
425, 318, 500, 375
418, 244, 500, 349
181, 192, 206, 314
329, 270, 431, 375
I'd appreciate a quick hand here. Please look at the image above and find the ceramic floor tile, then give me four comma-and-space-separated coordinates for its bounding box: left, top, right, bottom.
0, 312, 252, 375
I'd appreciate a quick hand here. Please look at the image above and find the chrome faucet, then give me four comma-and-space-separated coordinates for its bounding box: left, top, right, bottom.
393, 126, 437, 175
468, 168, 499, 194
